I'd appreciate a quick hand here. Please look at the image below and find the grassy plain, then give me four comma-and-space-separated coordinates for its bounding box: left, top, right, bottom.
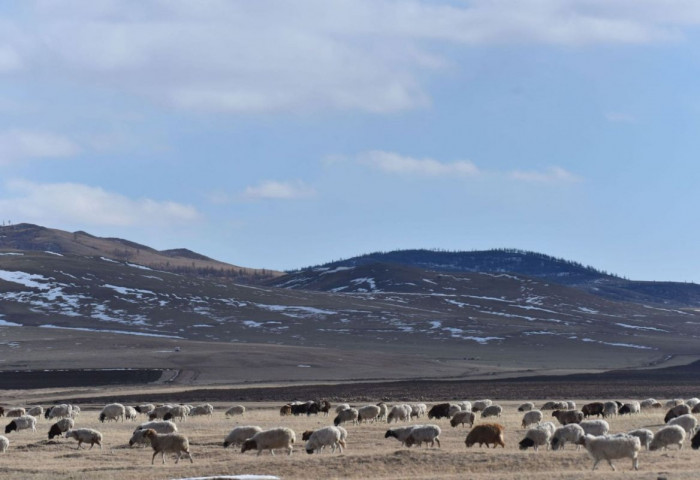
0, 396, 698, 480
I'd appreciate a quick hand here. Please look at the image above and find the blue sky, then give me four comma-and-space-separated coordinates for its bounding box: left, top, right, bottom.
1, 0, 700, 281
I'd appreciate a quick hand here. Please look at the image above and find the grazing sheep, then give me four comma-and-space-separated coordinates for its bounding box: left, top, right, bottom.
223, 426, 263, 448
189, 404, 214, 417
649, 425, 686, 451
448, 405, 462, 418
124, 406, 138, 421
48, 418, 75, 440
464, 423, 505, 448
46, 404, 73, 420
225, 405, 246, 417
576, 434, 641, 471
385, 426, 419, 446
135, 421, 178, 434
538, 422, 556, 437
0, 435, 7, 453
427, 403, 451, 420
162, 405, 188, 422
387, 405, 411, 423
456, 401, 472, 412
472, 400, 492, 412
450, 411, 475, 428
65, 428, 103, 450
521, 410, 543, 429
668, 414, 698, 435
5, 408, 25, 418
142, 428, 193, 464
99, 403, 125, 423
335, 403, 350, 413
26, 406, 43, 417
519, 427, 551, 451
550, 424, 585, 450
481, 404, 502, 418
148, 405, 174, 420
377, 403, 388, 421
134, 404, 155, 415
693, 403, 700, 414
5, 415, 36, 434
640, 398, 658, 409
581, 402, 605, 418
665, 404, 692, 423
518, 402, 535, 412
628, 429, 654, 450
666, 399, 685, 408
404, 424, 441, 448
334, 408, 359, 426
552, 410, 583, 425
241, 427, 296, 456
579, 420, 609, 436
357, 405, 381, 423
692, 430, 700, 450
603, 401, 618, 418
566, 401, 576, 410
279, 404, 292, 416
305, 426, 344, 454
618, 401, 640, 415
411, 403, 427, 419
687, 398, 700, 409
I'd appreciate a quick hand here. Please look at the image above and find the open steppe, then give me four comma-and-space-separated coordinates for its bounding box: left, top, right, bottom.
0, 393, 698, 480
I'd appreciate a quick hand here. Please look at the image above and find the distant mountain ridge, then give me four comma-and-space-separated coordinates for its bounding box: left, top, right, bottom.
0, 223, 280, 282
284, 249, 700, 307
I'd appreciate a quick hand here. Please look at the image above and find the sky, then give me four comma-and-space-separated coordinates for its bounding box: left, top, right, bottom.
1, 1, 700, 281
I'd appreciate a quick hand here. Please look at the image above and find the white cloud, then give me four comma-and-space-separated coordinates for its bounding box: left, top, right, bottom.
2, 1, 699, 114
0, 180, 200, 227
509, 166, 581, 183
358, 150, 479, 177
0, 130, 81, 164
241, 180, 316, 200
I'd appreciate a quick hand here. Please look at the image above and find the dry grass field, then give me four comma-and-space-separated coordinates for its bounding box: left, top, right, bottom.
0, 397, 698, 480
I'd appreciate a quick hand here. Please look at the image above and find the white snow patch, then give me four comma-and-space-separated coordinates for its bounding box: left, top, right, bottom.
0, 270, 51, 289
351, 277, 377, 291
319, 266, 355, 275
126, 262, 153, 270
0, 319, 21, 327
44, 251, 63, 256
39, 325, 183, 339
297, 364, 311, 368
615, 323, 668, 332
102, 284, 156, 296
0, 252, 23, 256
581, 338, 654, 350
100, 256, 120, 263
577, 307, 599, 314
243, 320, 263, 328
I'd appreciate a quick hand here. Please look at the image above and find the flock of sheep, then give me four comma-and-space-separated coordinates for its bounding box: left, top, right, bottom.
0, 395, 699, 471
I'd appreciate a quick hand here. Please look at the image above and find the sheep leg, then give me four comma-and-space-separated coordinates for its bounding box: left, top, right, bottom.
435, 438, 441, 448
632, 457, 639, 470
606, 459, 616, 471
76, 440, 83, 450
287, 446, 293, 455
151, 451, 157, 465
591, 459, 600, 470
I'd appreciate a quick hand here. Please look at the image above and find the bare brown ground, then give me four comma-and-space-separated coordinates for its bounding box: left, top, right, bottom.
0, 398, 698, 480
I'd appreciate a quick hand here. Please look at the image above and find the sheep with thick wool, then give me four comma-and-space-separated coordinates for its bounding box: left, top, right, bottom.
628, 429, 654, 450
225, 405, 245, 417
464, 423, 505, 448
357, 405, 381, 423
579, 420, 609, 436
519, 426, 552, 451
551, 424, 585, 450
188, 404, 214, 417
142, 428, 193, 464
334, 408, 359, 426
0, 435, 7, 453
65, 428, 102, 449
305, 426, 345, 454
48, 418, 74, 440
130, 422, 178, 447
481, 404, 502, 419
576, 434, 641, 471
223, 426, 263, 448
404, 425, 441, 448
649, 425, 686, 451
241, 428, 295, 456
667, 413, 697, 435
99, 403, 125, 423
518, 402, 535, 412
450, 411, 475, 428
5, 415, 36, 434
385, 426, 420, 446
521, 410, 543, 428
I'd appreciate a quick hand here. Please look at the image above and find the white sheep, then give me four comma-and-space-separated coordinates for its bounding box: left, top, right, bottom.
334, 408, 359, 426
4, 415, 36, 434
48, 418, 75, 440
577, 434, 641, 471
65, 428, 103, 449
189, 404, 214, 417
357, 405, 381, 423
649, 425, 686, 451
448, 405, 462, 418
241, 427, 296, 456
602, 401, 618, 418
135, 420, 178, 434
335, 403, 350, 413
164, 405, 188, 422
551, 424, 585, 450
99, 403, 125, 423
687, 398, 700, 409
473, 399, 492, 412
124, 406, 138, 421
377, 403, 388, 420
666, 399, 685, 408
411, 403, 427, 418
148, 404, 174, 420
521, 410, 543, 428
450, 411, 475, 428
223, 426, 263, 448
0, 435, 8, 453
26, 406, 43, 417
385, 426, 420, 446
566, 401, 576, 410
668, 414, 697, 435
5, 408, 25, 418
142, 428, 193, 464
46, 404, 73, 420
225, 405, 246, 417
481, 404, 502, 418
538, 422, 556, 437
519, 427, 551, 451
457, 401, 472, 412
640, 398, 658, 409
627, 428, 654, 450
387, 405, 410, 423
135, 404, 155, 415
404, 424, 441, 448
579, 420, 610, 436
305, 426, 344, 454
518, 402, 535, 412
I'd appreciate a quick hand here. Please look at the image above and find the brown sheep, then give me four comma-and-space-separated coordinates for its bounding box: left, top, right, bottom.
464, 423, 505, 448
581, 402, 605, 418
665, 404, 691, 423
279, 404, 292, 416
552, 410, 583, 425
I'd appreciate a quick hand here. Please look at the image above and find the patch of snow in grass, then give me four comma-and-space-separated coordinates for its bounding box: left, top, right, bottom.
581, 337, 654, 350
39, 324, 183, 338
615, 323, 668, 332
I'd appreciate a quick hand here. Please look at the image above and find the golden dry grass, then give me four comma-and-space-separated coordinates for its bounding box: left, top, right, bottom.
0, 399, 697, 480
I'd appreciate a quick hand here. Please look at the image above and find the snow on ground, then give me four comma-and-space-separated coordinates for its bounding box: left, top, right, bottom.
39, 324, 183, 338
615, 322, 668, 332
